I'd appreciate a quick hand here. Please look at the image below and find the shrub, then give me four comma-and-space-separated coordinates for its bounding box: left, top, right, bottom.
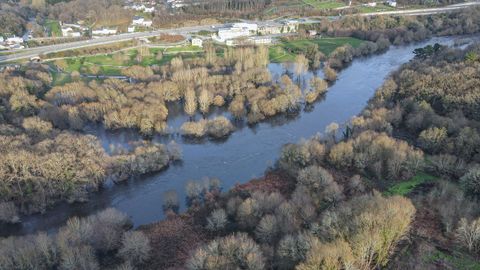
167, 140, 182, 161
456, 218, 480, 253
427, 154, 467, 178
276, 232, 318, 270
162, 190, 179, 213
0, 233, 59, 270
252, 191, 284, 215
255, 215, 279, 243
187, 233, 265, 270
119, 231, 151, 266
460, 168, 480, 197
22, 116, 53, 137
427, 181, 478, 233
90, 208, 132, 252
0, 202, 19, 224
206, 116, 234, 138
297, 239, 354, 270
60, 245, 99, 270
418, 127, 448, 153
181, 117, 234, 138
275, 202, 300, 235
319, 193, 416, 269
237, 198, 261, 230
298, 166, 333, 187
198, 89, 213, 114
323, 65, 337, 82
212, 95, 225, 106
181, 120, 207, 137
279, 143, 312, 174
328, 141, 354, 169
206, 208, 228, 232
297, 165, 343, 206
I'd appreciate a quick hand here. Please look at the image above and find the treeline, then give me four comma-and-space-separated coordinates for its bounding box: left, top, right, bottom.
0, 208, 152, 270
182, 0, 270, 15
341, 43, 480, 265
47, 46, 327, 137
173, 43, 480, 269
47, 0, 132, 27
301, 7, 480, 60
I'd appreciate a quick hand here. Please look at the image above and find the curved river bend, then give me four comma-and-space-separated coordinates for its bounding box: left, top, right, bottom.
1, 36, 473, 237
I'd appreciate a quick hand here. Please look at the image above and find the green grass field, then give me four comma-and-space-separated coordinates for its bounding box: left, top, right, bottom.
45, 20, 62, 37
269, 46, 297, 62
303, 0, 345, 9
357, 3, 396, 13
48, 46, 202, 81
270, 37, 364, 62
164, 45, 203, 53
384, 172, 436, 196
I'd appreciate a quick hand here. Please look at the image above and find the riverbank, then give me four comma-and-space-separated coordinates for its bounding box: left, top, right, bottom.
1, 36, 479, 270
1, 35, 470, 238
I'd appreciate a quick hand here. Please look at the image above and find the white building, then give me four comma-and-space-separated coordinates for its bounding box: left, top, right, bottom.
132, 16, 153, 27
62, 23, 87, 31
365, 2, 377, 6
131, 4, 146, 10
232, 23, 258, 33
128, 26, 136, 33
0, 36, 4, 43
191, 38, 203, 47
61, 27, 82, 37
258, 23, 282, 35
9, 44, 24, 49
225, 36, 271, 47
386, 0, 397, 7
6, 36, 23, 45
249, 36, 271, 45
144, 6, 155, 12
214, 23, 257, 43
92, 28, 117, 35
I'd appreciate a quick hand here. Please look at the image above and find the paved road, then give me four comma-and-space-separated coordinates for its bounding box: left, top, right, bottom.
360, 1, 480, 16
0, 24, 223, 63
1, 1, 479, 63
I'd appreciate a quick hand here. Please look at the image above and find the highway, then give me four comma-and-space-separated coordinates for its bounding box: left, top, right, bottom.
0, 24, 224, 63
1, 1, 479, 63
360, 1, 480, 16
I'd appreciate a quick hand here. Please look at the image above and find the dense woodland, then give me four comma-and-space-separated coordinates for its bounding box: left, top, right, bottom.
3, 44, 480, 269
1, 6, 480, 270
0, 63, 183, 218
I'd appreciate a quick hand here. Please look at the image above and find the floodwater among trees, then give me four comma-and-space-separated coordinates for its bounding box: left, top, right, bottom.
2, 35, 475, 237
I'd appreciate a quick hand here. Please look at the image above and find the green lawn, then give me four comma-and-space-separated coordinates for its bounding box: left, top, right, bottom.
51, 72, 72, 86
164, 45, 203, 53
384, 172, 436, 196
47, 46, 203, 79
270, 37, 364, 62
197, 30, 215, 36
303, 0, 345, 9
269, 46, 296, 62
357, 3, 396, 13
45, 20, 62, 37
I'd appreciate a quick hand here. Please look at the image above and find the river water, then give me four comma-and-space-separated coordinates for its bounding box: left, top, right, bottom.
1, 35, 474, 237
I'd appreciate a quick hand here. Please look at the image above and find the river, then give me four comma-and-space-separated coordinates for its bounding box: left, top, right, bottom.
1, 35, 475, 237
